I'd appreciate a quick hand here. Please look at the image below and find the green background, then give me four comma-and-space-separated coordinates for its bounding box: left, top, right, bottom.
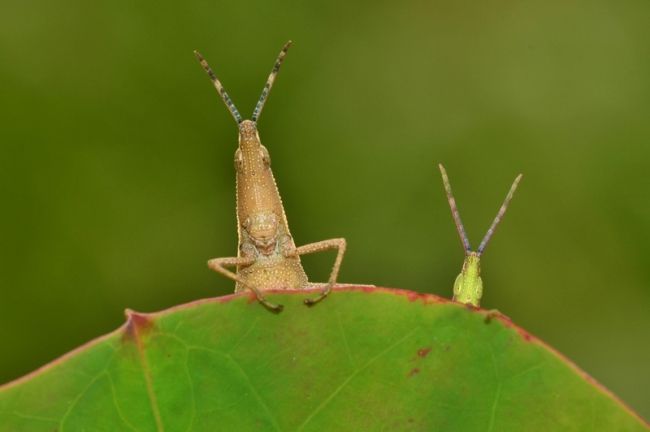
1, 0, 648, 421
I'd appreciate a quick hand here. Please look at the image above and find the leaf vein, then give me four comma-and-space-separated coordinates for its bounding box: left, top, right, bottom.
59, 352, 116, 431
188, 346, 283, 432
106, 372, 139, 431
183, 345, 197, 432
12, 411, 58, 423
133, 326, 164, 431
227, 317, 261, 355
486, 383, 502, 432
335, 311, 355, 367
486, 341, 502, 432
296, 328, 418, 431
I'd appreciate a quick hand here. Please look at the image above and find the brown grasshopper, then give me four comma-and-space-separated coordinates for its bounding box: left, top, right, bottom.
194, 41, 346, 312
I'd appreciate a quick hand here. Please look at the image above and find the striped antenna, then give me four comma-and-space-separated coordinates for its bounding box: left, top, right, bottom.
251, 40, 293, 122
477, 173, 523, 255
439, 164, 472, 254
194, 50, 243, 124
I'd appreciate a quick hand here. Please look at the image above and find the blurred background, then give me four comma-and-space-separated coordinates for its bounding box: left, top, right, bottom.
1, 0, 648, 419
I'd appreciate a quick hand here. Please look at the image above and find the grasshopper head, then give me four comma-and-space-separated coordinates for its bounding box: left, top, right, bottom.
196, 42, 291, 173
238, 120, 261, 149
462, 252, 481, 278
239, 120, 260, 147
234, 120, 271, 174
243, 211, 280, 254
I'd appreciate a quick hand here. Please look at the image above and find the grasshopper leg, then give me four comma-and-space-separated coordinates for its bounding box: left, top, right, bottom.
208, 257, 284, 313
286, 238, 346, 306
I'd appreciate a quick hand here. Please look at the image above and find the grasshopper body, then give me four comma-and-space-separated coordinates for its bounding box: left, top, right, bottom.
438, 164, 522, 307
195, 42, 346, 312
233, 119, 308, 292
453, 252, 482, 306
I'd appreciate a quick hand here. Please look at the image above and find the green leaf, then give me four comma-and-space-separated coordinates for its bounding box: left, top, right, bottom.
0, 287, 647, 431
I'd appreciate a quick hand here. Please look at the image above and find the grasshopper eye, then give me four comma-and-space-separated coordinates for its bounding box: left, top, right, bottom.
261, 146, 271, 167
234, 149, 244, 172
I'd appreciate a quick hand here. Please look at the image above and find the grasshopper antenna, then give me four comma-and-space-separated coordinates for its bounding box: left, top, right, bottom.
476, 173, 523, 256
194, 50, 243, 124
439, 164, 472, 254
251, 40, 292, 122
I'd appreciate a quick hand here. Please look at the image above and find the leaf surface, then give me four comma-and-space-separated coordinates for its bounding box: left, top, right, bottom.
0, 286, 647, 431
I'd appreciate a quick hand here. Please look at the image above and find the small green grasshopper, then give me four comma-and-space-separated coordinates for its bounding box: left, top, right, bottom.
438, 164, 522, 307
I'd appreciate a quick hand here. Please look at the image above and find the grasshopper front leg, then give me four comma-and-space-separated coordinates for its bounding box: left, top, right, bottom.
285, 238, 347, 306
207, 256, 284, 312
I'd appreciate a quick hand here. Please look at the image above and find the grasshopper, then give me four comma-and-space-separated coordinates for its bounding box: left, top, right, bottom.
438, 164, 522, 307
194, 41, 346, 312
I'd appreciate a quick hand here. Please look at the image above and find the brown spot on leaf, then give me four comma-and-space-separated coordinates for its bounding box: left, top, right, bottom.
417, 347, 432, 358
406, 291, 422, 302
408, 368, 420, 377
358, 285, 377, 294
493, 313, 535, 343
349, 286, 449, 304
518, 328, 533, 342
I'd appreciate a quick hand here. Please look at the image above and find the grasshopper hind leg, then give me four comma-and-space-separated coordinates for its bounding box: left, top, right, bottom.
283, 238, 347, 306
208, 257, 284, 313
